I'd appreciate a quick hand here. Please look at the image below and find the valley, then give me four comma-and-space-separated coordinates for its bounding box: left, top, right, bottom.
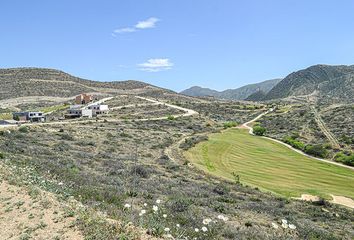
0, 66, 353, 239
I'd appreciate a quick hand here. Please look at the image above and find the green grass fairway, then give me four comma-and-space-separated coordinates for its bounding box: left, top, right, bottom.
185, 128, 354, 199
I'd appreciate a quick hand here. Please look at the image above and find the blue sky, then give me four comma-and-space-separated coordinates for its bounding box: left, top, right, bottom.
1, 0, 354, 91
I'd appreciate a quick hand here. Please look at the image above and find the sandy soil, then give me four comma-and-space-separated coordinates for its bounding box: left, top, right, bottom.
330, 195, 354, 209
0, 177, 83, 239
296, 194, 354, 209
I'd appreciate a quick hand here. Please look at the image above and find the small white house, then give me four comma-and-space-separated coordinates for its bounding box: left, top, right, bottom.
66, 108, 93, 118
88, 105, 109, 116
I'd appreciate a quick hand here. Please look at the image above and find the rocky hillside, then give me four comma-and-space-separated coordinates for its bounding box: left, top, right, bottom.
0, 68, 168, 100
263, 65, 354, 101
180, 78, 281, 100
245, 90, 267, 101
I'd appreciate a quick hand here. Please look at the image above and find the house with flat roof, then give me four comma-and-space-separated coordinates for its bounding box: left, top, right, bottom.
13, 112, 45, 122
88, 104, 109, 116
66, 106, 93, 119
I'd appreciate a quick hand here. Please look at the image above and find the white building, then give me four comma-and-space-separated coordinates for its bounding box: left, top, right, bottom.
88, 105, 109, 116
66, 108, 93, 118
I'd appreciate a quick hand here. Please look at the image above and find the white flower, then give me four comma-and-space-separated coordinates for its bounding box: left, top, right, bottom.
272, 222, 279, 229
217, 215, 229, 222
289, 224, 296, 230
143, 203, 147, 207
156, 199, 162, 204
124, 203, 131, 209
282, 223, 288, 229
203, 218, 212, 225
281, 219, 288, 224
176, 224, 180, 228
58, 182, 63, 186
164, 227, 170, 232
194, 228, 199, 232
153, 205, 158, 212
202, 226, 208, 232
163, 214, 167, 218
139, 209, 146, 216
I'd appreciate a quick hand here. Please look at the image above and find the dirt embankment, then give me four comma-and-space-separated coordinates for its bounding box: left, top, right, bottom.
0, 166, 83, 240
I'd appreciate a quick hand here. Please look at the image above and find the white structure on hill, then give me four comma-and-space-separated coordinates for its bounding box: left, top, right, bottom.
88, 105, 109, 116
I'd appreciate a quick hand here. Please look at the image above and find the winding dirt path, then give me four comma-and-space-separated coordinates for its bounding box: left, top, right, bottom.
0, 95, 199, 129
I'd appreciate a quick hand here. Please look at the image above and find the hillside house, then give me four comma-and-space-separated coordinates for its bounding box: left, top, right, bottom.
13, 112, 45, 122
88, 104, 109, 116
66, 106, 93, 118
75, 93, 93, 105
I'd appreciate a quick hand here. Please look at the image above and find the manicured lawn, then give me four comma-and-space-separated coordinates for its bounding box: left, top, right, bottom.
185, 128, 354, 199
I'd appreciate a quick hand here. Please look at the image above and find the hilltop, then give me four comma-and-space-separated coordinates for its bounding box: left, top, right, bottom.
0, 67, 170, 100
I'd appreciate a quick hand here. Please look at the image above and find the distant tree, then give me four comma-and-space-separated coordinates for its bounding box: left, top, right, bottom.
253, 126, 266, 136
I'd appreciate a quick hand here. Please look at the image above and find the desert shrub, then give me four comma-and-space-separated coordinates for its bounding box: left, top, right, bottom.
283, 136, 305, 150
168, 197, 191, 212
60, 133, 74, 141
334, 152, 354, 166
213, 184, 230, 195
304, 144, 328, 158
18, 126, 29, 133
0, 152, 4, 159
129, 165, 150, 178
341, 135, 354, 144
223, 121, 238, 129
167, 115, 175, 121
179, 135, 208, 150
253, 126, 266, 136
53, 142, 71, 151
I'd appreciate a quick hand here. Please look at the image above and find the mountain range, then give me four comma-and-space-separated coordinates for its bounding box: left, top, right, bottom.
180, 78, 282, 100
1, 64, 353, 104
181, 64, 354, 103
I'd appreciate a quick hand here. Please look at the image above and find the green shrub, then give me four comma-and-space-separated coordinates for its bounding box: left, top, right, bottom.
18, 126, 29, 133
223, 121, 238, 129
253, 126, 266, 136
334, 152, 354, 166
0, 152, 4, 159
283, 136, 305, 150
304, 144, 328, 158
167, 115, 175, 121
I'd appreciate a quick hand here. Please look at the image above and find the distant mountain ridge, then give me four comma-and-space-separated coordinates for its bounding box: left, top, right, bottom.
263, 64, 354, 102
180, 78, 282, 100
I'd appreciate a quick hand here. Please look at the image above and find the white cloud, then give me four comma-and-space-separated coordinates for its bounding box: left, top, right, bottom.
138, 58, 173, 72
114, 27, 136, 34
135, 17, 159, 29
112, 17, 160, 36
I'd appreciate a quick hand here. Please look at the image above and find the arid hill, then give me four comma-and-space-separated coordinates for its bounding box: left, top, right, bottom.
0, 68, 170, 100
264, 64, 354, 102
